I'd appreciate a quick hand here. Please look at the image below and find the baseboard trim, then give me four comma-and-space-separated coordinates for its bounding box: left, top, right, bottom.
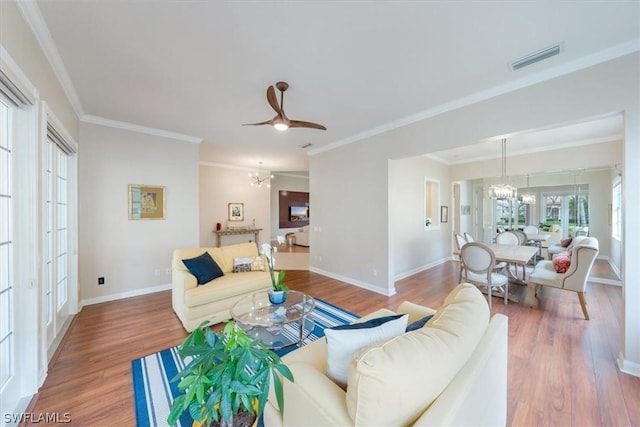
394, 257, 450, 281
308, 267, 396, 296
81, 283, 171, 306
618, 352, 640, 378
589, 276, 623, 286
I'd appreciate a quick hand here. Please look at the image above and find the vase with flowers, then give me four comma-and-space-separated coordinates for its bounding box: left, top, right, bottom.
261, 242, 289, 304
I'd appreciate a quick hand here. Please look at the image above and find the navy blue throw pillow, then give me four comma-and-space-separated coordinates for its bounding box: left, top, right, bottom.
329, 314, 406, 331
182, 252, 223, 285
405, 314, 434, 332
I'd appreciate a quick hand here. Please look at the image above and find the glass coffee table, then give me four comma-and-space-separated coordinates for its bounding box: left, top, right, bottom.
231, 290, 315, 350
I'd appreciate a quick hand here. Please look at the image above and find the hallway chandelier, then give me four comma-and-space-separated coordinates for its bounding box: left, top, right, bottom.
489, 138, 517, 199
249, 162, 274, 188
520, 174, 536, 204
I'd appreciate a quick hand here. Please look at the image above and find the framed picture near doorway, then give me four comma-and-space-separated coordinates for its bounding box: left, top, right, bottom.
228, 202, 244, 221
440, 205, 449, 223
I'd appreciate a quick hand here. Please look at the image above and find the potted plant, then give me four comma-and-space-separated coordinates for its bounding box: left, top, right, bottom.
167, 321, 294, 427
260, 243, 289, 304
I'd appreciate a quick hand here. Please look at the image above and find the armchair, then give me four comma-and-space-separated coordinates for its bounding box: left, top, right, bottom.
528, 237, 599, 319
293, 225, 309, 247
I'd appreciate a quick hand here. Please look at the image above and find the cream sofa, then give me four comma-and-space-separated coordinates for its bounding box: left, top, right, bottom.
172, 242, 272, 331
264, 283, 508, 427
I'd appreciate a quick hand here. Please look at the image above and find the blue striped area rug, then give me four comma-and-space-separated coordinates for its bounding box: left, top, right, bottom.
131, 298, 359, 427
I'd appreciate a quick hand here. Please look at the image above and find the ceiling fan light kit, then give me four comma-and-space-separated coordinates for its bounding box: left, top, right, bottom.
243, 81, 326, 131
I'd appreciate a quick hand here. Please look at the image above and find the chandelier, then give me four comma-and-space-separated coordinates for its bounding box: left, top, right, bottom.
519, 174, 536, 204
248, 162, 274, 188
489, 138, 517, 200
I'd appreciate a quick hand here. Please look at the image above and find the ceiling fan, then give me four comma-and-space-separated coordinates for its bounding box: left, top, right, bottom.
243, 81, 326, 131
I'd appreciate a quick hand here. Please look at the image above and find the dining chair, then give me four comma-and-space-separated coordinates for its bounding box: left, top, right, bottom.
495, 231, 521, 278
463, 232, 474, 243
528, 237, 599, 319
460, 242, 509, 310
512, 229, 527, 245
523, 225, 539, 235
454, 233, 468, 283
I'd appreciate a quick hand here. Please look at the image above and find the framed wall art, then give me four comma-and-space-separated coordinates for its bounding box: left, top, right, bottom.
228, 202, 244, 221
129, 184, 165, 220
440, 205, 449, 223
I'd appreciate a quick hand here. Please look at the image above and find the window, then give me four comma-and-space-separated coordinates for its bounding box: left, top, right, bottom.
0, 97, 13, 390
612, 176, 622, 240
542, 186, 589, 237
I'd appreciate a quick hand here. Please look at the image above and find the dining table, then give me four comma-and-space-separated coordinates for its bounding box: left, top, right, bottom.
456, 243, 539, 306
525, 233, 551, 259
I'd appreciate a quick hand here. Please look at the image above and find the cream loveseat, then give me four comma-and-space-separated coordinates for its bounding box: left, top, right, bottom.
172, 242, 272, 331
264, 283, 508, 427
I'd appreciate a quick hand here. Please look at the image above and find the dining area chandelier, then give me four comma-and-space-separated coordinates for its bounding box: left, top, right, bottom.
489, 138, 517, 200
519, 174, 536, 205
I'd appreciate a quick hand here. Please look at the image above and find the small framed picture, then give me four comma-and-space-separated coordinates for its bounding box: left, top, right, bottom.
228, 202, 244, 221
440, 205, 449, 223
129, 184, 165, 220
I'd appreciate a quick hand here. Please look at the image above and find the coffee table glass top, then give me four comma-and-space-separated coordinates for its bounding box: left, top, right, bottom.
231, 290, 315, 349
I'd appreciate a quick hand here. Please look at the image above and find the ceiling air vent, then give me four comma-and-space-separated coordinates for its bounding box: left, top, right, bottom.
299, 143, 313, 149
510, 43, 562, 71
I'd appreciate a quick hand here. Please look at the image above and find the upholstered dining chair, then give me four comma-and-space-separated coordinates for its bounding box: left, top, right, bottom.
460, 242, 509, 310
528, 237, 599, 319
463, 232, 474, 243
523, 225, 539, 235
495, 231, 521, 277
512, 229, 527, 246
454, 233, 468, 282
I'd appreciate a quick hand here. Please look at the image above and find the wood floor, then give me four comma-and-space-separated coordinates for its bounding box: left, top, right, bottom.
24, 261, 639, 426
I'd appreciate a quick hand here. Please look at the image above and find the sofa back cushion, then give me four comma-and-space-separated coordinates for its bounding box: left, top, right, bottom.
173, 243, 260, 276
346, 284, 489, 426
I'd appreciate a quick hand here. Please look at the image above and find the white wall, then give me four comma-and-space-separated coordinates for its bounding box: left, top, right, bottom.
389, 156, 451, 280
78, 122, 199, 303
310, 53, 639, 374
199, 163, 271, 247
269, 174, 310, 237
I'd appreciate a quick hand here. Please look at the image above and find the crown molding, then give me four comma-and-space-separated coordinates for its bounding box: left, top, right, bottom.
429, 135, 622, 166
199, 161, 257, 172
17, 0, 85, 118
310, 39, 640, 157
82, 115, 202, 143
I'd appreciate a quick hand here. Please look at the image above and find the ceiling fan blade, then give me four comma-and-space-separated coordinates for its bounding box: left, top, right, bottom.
266, 85, 281, 114
242, 119, 275, 126
289, 120, 327, 131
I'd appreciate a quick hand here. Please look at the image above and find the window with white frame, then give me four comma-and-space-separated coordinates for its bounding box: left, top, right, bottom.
0, 96, 13, 391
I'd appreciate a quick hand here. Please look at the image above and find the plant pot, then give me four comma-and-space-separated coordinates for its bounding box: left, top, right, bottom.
268, 290, 287, 304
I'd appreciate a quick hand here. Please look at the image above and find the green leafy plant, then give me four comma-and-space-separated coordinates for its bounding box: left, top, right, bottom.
167, 321, 294, 427
260, 243, 289, 292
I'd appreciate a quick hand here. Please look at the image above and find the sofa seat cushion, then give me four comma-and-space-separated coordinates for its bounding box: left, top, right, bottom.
184, 271, 271, 307
346, 284, 490, 427
529, 260, 564, 288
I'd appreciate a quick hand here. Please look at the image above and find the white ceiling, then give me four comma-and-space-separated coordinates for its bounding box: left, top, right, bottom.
31, 1, 639, 171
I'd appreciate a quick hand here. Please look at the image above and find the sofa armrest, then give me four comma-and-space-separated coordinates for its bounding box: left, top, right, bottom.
267, 362, 352, 427
396, 301, 437, 324
171, 269, 197, 313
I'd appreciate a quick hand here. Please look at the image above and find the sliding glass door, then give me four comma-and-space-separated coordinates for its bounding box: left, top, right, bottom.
542, 187, 589, 237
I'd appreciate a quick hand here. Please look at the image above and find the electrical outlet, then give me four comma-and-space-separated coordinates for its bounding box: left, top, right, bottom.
154, 269, 160, 277
166, 268, 172, 275
98, 277, 105, 285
